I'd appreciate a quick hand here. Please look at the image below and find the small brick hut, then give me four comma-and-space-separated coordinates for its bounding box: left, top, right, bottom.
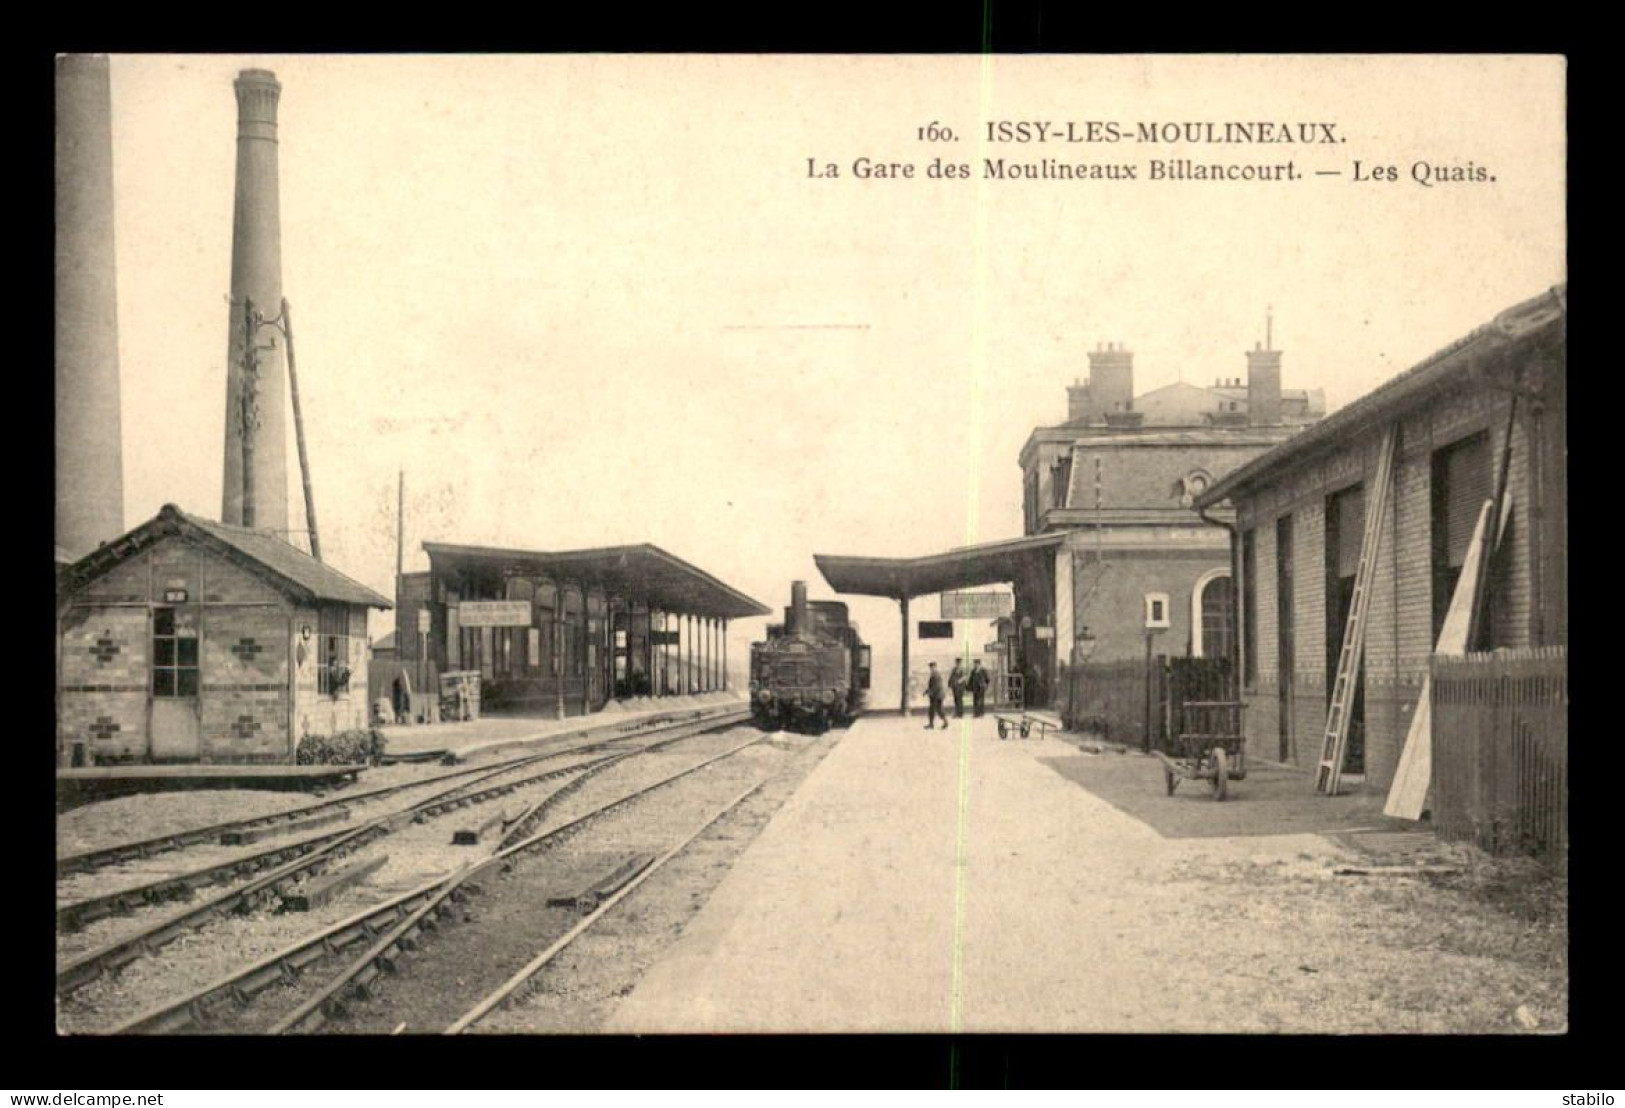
56, 504, 391, 766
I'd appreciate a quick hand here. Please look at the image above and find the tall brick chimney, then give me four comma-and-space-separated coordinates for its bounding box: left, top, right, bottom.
1246, 340, 1282, 426
55, 55, 125, 562
221, 68, 289, 535
1088, 342, 1134, 416
1066, 378, 1095, 424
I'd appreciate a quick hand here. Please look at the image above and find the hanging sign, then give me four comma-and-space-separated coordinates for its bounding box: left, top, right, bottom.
918, 621, 954, 639
940, 591, 1014, 619
458, 600, 532, 627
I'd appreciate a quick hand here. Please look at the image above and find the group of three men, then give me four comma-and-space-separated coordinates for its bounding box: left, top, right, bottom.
922, 658, 991, 729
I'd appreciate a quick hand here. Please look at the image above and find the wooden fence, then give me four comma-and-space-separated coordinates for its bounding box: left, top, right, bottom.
1061, 656, 1230, 751
1430, 646, 1567, 865
1062, 658, 1153, 746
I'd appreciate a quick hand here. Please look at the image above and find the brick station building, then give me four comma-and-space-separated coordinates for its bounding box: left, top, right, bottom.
56, 505, 391, 766
1192, 286, 1567, 787
1016, 336, 1324, 695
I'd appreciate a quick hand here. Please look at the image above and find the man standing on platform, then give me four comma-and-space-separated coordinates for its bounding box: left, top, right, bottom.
924, 662, 948, 729
948, 659, 968, 718
968, 659, 990, 718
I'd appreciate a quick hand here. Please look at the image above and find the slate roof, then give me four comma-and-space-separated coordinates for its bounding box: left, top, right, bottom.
59, 504, 391, 609
1195, 284, 1566, 509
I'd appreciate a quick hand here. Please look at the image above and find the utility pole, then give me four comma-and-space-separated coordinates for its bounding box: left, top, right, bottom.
239, 298, 263, 530
258, 297, 321, 560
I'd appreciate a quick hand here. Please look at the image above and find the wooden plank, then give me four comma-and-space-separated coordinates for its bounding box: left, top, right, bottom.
546, 852, 657, 909
1384, 499, 1495, 820
281, 853, 389, 912
451, 807, 513, 846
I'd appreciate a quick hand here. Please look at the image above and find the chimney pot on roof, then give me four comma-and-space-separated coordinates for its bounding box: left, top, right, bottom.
1246, 343, 1283, 426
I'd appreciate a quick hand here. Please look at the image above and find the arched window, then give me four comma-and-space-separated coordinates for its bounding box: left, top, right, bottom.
1190, 569, 1234, 661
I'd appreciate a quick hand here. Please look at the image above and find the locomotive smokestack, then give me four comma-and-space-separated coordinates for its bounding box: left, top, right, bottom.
221, 68, 289, 535
789, 580, 810, 636
55, 54, 125, 562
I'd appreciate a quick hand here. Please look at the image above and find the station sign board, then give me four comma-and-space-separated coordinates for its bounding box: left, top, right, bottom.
983, 642, 1004, 654
940, 591, 1014, 619
918, 621, 954, 639
457, 600, 533, 627
651, 630, 681, 646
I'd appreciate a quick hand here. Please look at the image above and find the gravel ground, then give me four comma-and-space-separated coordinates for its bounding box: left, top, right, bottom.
55, 750, 611, 1016
474, 733, 835, 1033
57, 723, 761, 1034
282, 730, 825, 1034
55, 750, 605, 962
55, 760, 508, 860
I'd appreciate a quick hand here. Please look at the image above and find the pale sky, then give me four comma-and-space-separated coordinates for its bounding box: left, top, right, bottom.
96, 54, 1566, 685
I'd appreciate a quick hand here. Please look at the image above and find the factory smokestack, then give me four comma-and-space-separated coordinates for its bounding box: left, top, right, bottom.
55, 54, 125, 562
221, 68, 289, 536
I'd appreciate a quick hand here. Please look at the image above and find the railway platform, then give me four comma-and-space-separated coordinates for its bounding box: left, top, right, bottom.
606, 708, 1347, 1034
380, 690, 747, 761
55, 763, 364, 807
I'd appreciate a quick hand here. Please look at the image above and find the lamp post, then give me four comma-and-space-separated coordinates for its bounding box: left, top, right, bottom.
1068, 625, 1097, 729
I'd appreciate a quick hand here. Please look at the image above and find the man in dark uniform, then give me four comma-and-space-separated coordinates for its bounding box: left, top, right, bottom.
968, 659, 990, 717
948, 659, 968, 718
924, 662, 948, 729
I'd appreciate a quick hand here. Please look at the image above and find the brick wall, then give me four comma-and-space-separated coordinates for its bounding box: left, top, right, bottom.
1068, 440, 1280, 509
75, 550, 150, 604
291, 603, 372, 740
58, 605, 150, 760
200, 606, 291, 762
1067, 540, 1231, 663
1230, 375, 1538, 788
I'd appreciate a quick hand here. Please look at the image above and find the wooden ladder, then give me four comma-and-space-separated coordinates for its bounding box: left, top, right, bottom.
1315, 425, 1396, 795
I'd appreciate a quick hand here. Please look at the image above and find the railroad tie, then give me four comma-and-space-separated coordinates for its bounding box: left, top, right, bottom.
452, 807, 515, 846
546, 852, 658, 910
220, 807, 352, 846
282, 854, 389, 912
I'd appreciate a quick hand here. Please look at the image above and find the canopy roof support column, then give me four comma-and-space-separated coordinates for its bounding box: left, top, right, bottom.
899, 595, 910, 716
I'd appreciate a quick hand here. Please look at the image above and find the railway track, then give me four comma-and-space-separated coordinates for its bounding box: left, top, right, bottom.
57, 748, 576, 934
100, 725, 763, 1034
55, 706, 731, 879
57, 710, 749, 1004
444, 782, 762, 1033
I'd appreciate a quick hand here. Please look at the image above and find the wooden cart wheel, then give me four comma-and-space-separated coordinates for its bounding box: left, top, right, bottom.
1164, 766, 1177, 796
1211, 747, 1229, 801
997, 719, 1009, 740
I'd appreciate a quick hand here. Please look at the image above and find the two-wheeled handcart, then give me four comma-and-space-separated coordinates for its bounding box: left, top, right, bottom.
1154, 700, 1247, 801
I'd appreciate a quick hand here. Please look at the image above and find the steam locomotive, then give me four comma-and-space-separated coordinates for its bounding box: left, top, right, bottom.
749, 581, 870, 732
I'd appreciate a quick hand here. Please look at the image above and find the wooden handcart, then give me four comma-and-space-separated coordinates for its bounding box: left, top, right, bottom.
1154, 700, 1246, 800
995, 710, 1057, 740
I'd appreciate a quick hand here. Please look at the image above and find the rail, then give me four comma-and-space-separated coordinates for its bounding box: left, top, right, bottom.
57, 710, 749, 1000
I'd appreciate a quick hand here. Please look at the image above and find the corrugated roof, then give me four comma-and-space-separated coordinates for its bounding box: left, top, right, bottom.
59, 505, 391, 609
1194, 285, 1566, 509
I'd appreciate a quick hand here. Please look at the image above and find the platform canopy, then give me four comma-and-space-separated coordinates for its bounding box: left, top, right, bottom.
422, 541, 771, 620
814, 532, 1066, 600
